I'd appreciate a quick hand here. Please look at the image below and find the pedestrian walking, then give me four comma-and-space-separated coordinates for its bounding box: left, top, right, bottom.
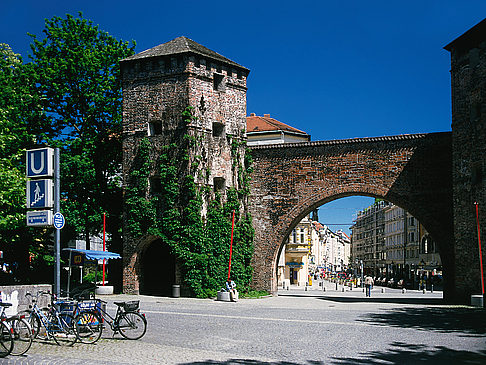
365, 275, 374, 297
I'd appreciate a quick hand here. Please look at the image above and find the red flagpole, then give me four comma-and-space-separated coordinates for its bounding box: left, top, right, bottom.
474, 202, 484, 295
227, 210, 235, 280
102, 213, 106, 287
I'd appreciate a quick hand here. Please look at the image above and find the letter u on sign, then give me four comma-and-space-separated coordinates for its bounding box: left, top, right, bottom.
26, 148, 54, 178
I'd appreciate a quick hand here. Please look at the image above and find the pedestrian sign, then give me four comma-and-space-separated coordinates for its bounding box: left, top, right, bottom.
26, 148, 54, 178
53, 212, 65, 230
26, 179, 54, 209
27, 210, 53, 227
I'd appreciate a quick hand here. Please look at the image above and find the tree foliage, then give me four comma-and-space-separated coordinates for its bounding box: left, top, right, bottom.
0, 14, 135, 284
28, 13, 136, 250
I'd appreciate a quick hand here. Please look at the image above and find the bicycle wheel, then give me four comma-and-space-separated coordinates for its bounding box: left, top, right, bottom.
51, 313, 77, 346
117, 312, 146, 340
18, 310, 42, 339
74, 311, 102, 344
0, 321, 13, 358
8, 317, 33, 356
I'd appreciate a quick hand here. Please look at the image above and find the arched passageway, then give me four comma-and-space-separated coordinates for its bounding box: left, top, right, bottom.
140, 239, 176, 296
248, 132, 454, 300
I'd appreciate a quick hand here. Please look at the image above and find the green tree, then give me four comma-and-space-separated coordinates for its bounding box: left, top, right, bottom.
28, 13, 136, 260
0, 44, 43, 282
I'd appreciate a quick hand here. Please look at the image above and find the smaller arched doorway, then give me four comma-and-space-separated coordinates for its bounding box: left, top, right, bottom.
140, 239, 176, 296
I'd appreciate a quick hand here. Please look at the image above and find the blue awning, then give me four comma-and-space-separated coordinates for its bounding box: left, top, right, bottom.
62, 248, 121, 261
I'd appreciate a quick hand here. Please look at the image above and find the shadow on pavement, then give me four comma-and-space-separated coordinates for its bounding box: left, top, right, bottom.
331, 341, 486, 364
358, 306, 486, 336
179, 342, 486, 365
180, 360, 324, 364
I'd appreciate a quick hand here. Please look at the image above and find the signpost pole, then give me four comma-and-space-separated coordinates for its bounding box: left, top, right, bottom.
474, 202, 485, 296
54, 147, 60, 297
103, 213, 106, 286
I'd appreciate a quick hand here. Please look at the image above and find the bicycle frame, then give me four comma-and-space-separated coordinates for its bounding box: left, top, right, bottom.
89, 301, 123, 331
26, 293, 72, 339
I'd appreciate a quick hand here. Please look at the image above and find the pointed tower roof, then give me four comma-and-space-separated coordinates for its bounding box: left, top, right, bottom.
121, 36, 248, 70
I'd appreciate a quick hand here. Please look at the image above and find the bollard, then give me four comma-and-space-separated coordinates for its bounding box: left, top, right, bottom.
335, 282, 338, 290
422, 288, 426, 294
431, 285, 434, 293
172, 284, 180, 298
323, 286, 326, 292
402, 288, 406, 294
341, 287, 345, 292
381, 287, 385, 293
471, 295, 484, 307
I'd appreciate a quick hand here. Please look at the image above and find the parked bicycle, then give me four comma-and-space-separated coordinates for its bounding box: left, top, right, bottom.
0, 302, 32, 356
74, 295, 146, 344
0, 309, 13, 358
20, 291, 77, 346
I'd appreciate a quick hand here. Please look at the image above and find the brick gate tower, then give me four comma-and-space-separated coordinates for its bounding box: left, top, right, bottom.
445, 19, 486, 303
120, 37, 250, 294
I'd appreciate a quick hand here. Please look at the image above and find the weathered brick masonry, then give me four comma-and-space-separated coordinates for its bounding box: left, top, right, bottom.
445, 19, 486, 303
248, 133, 455, 299
120, 22, 486, 303
120, 37, 249, 294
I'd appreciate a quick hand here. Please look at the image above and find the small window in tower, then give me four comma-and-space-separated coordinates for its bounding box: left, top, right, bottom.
148, 121, 162, 136
212, 121, 225, 137
150, 177, 162, 195
213, 73, 225, 92
213, 177, 226, 192
472, 161, 483, 185
470, 102, 481, 122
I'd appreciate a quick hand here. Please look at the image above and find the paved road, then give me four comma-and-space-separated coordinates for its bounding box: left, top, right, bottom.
2, 282, 485, 364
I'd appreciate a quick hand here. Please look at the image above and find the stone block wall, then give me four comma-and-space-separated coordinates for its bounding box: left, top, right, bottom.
0, 284, 52, 314
121, 44, 249, 294
446, 20, 486, 303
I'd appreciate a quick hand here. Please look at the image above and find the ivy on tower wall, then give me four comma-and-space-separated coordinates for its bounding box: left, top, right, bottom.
125, 107, 254, 297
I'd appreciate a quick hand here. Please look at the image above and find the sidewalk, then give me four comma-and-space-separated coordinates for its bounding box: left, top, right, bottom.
278, 279, 445, 304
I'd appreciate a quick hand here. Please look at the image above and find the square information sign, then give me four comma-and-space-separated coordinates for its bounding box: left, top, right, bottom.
27, 210, 53, 227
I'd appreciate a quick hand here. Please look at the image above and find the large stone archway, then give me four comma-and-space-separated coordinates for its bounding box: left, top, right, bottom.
248, 132, 454, 300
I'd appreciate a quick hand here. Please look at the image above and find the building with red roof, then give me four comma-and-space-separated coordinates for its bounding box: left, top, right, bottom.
246, 113, 310, 146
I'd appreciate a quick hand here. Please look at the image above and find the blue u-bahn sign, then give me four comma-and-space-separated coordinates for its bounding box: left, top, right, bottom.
26, 148, 54, 178
26, 179, 53, 209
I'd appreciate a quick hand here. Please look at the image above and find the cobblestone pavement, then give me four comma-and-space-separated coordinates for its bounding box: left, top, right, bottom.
1, 281, 485, 364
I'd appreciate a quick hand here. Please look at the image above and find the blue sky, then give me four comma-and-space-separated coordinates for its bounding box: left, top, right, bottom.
3, 1, 486, 233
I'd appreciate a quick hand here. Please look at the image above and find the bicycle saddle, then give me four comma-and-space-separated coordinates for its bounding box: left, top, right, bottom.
0, 302, 12, 307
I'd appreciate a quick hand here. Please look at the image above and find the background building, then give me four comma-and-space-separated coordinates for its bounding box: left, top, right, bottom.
246, 114, 310, 146
350, 200, 389, 276
383, 205, 420, 280
351, 200, 442, 288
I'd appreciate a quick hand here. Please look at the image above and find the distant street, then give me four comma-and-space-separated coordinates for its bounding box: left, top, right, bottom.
2, 281, 486, 364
